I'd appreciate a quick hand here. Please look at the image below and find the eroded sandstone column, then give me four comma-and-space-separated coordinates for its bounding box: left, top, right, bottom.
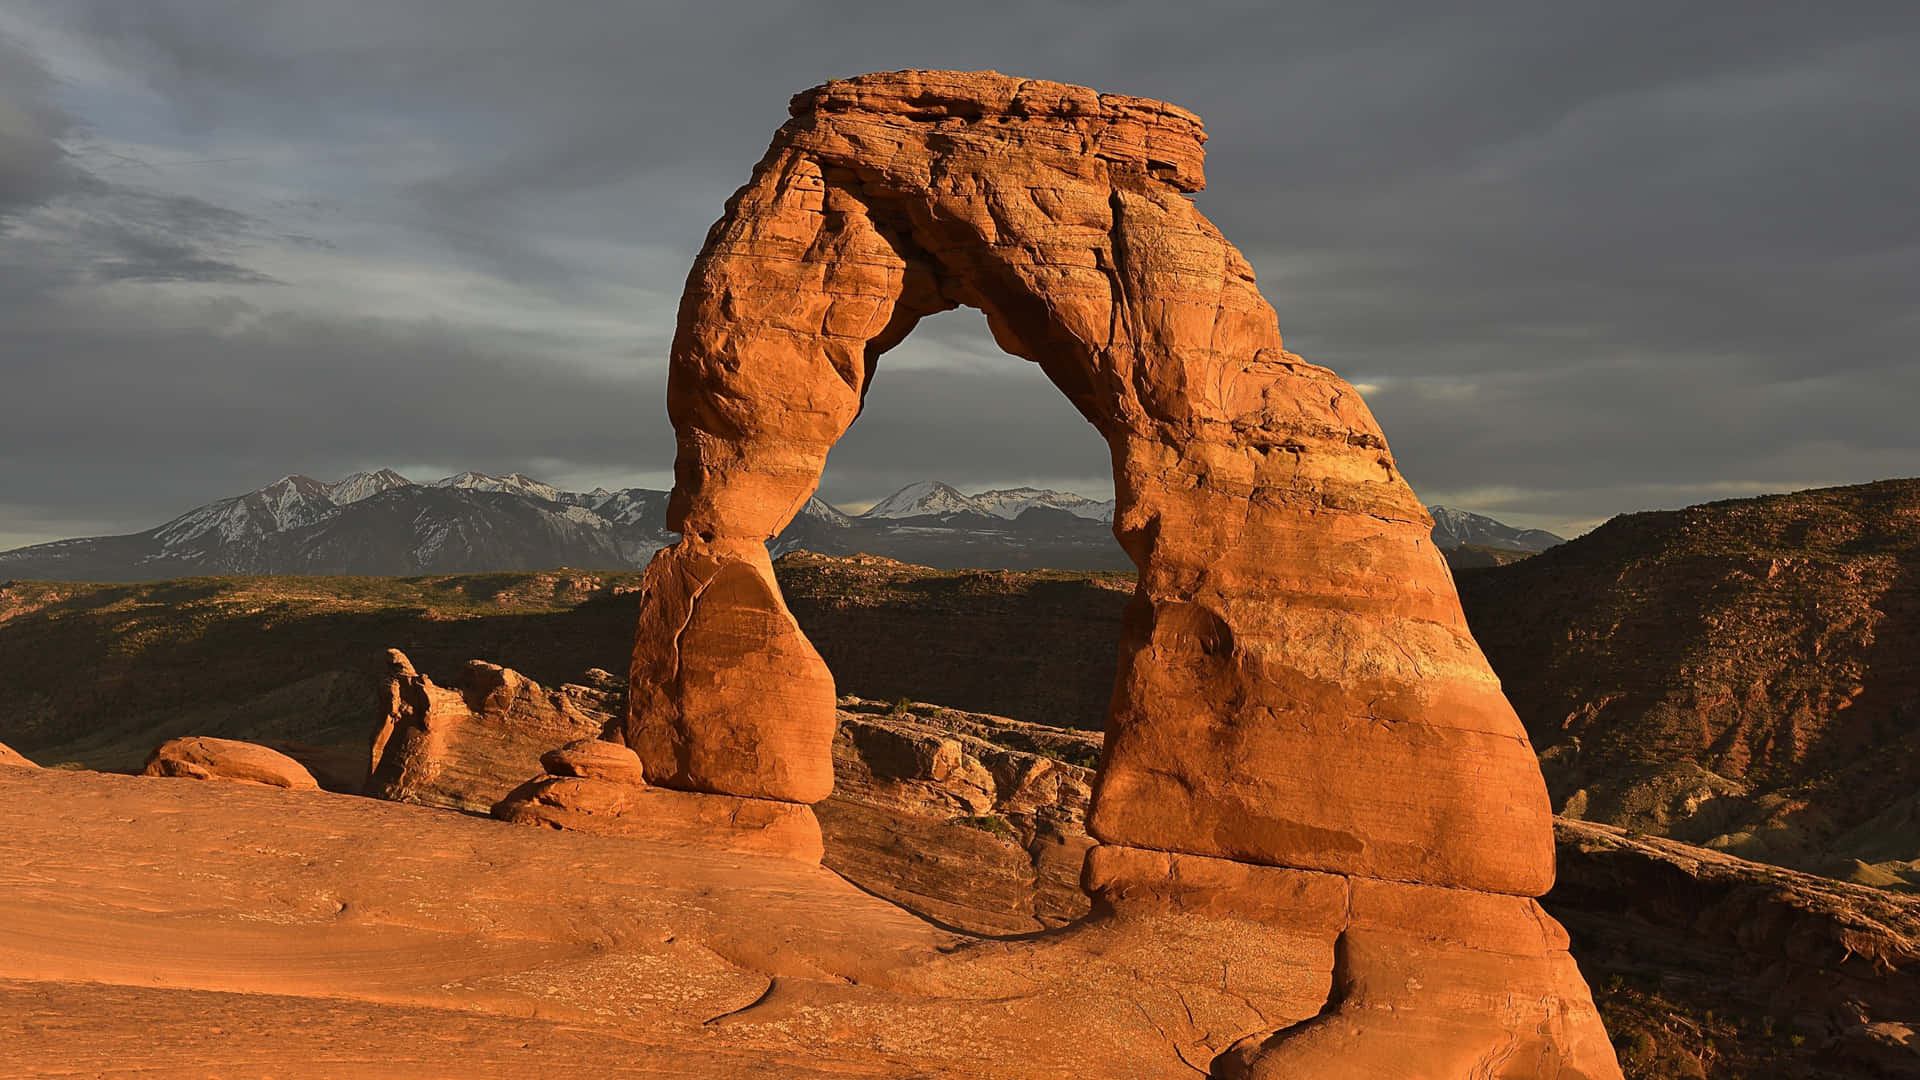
633, 69, 1621, 1078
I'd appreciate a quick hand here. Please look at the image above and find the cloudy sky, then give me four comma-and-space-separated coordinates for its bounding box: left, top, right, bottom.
1, 1, 1915, 548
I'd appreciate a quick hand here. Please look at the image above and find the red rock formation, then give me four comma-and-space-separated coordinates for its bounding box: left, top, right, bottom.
492, 735, 824, 862
142, 736, 319, 790
632, 70, 1616, 1076
493, 774, 824, 863
0, 741, 38, 769
821, 700, 1097, 933
369, 649, 609, 811
541, 738, 649, 785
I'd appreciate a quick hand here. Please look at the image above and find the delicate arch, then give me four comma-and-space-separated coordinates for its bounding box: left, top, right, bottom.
621, 70, 1622, 1080
629, 70, 1552, 891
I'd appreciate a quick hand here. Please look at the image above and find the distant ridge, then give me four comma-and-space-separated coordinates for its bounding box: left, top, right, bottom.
860, 481, 1116, 524
0, 471, 1555, 580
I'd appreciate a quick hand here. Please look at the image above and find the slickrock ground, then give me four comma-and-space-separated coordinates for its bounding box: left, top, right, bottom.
4, 694, 1912, 1078
0, 766, 1347, 1080
1459, 479, 1920, 888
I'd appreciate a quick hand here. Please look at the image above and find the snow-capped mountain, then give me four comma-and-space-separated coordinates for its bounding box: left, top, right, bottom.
860, 481, 990, 519
796, 496, 855, 528
433, 471, 565, 503
0, 471, 682, 581
575, 487, 671, 528
1427, 506, 1565, 553
860, 481, 1116, 524
969, 487, 1115, 523
324, 468, 413, 505
769, 496, 867, 557
150, 474, 339, 551
0, 471, 1560, 582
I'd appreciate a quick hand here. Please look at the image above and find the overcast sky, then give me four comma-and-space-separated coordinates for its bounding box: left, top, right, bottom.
1, 1, 1915, 547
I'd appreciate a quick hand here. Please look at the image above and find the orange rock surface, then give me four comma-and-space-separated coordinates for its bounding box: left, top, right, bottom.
626, 69, 1617, 1076
142, 736, 320, 790
369, 649, 608, 810
493, 762, 826, 863
0, 767, 1347, 1078
542, 737, 650, 784
0, 741, 35, 769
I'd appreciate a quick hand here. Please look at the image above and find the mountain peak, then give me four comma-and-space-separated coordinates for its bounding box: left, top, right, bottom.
969, 486, 1115, 523
1426, 505, 1565, 553
861, 481, 983, 519
325, 469, 413, 505
860, 480, 1119, 523
434, 472, 564, 504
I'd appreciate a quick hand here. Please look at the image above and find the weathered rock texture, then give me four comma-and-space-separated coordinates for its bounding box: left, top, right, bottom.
1552, 819, 1920, 1073
821, 698, 1098, 933
369, 649, 611, 811
492, 737, 825, 863
632, 69, 1613, 1074
142, 736, 319, 790
0, 741, 38, 769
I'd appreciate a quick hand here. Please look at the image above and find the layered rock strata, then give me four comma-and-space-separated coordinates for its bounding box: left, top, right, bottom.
368, 650, 609, 811
629, 69, 1616, 1076
492, 738, 824, 863
821, 699, 1097, 932
142, 736, 319, 790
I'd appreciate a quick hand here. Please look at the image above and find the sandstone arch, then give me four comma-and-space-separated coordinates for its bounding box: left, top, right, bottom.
626, 71, 1621, 1078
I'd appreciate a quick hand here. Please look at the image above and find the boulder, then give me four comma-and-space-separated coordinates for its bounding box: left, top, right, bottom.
142, 737, 319, 790
368, 649, 610, 811
0, 741, 38, 769
541, 738, 649, 784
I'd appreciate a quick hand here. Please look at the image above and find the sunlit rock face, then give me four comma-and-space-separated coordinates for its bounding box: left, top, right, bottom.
630, 69, 1621, 1078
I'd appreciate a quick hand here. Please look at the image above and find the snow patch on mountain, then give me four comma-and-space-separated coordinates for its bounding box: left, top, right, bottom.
970, 487, 1114, 523
324, 469, 412, 505
861, 481, 986, 519
796, 496, 854, 527
1427, 506, 1565, 552
584, 488, 669, 527
433, 471, 565, 503
152, 474, 340, 549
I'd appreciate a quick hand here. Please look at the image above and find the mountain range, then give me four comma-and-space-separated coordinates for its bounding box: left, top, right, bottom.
0, 470, 1559, 581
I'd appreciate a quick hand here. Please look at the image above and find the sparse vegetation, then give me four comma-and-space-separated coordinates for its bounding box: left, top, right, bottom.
953, 814, 1016, 841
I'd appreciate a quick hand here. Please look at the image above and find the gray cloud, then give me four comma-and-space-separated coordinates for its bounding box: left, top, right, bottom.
0, 0, 1916, 545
